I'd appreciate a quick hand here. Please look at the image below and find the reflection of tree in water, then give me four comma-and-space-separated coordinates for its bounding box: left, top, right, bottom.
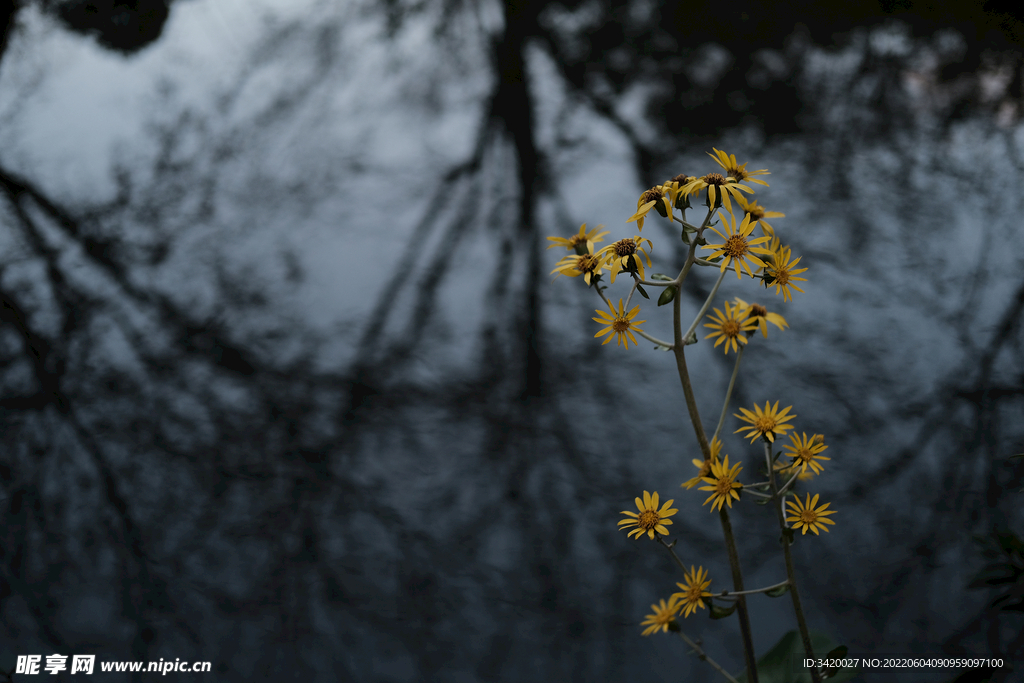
0, 1, 1022, 680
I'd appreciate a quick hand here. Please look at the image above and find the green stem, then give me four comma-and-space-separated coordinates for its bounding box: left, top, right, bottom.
677, 631, 741, 683
765, 441, 822, 683
669, 204, 757, 681
656, 536, 688, 574
711, 578, 789, 598
719, 507, 759, 683
633, 328, 674, 349
713, 346, 744, 444
672, 313, 711, 460
683, 267, 728, 343
624, 277, 639, 309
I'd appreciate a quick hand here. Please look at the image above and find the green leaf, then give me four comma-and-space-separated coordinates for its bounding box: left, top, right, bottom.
636, 285, 649, 299
735, 630, 860, 683
658, 285, 677, 306
709, 600, 736, 619
652, 344, 673, 352
1010, 453, 1024, 459
650, 273, 673, 281
780, 527, 795, 546
765, 583, 790, 598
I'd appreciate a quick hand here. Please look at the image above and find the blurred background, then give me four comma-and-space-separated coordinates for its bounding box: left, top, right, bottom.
0, 0, 1022, 681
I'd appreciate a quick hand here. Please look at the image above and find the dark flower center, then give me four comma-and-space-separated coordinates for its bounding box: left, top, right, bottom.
724, 235, 749, 257
641, 187, 663, 204
576, 254, 600, 272
613, 239, 637, 257
638, 510, 659, 528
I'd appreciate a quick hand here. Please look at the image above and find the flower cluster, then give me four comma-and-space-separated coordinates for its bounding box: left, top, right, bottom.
547, 150, 839, 660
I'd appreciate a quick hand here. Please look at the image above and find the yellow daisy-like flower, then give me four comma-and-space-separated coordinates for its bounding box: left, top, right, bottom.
783, 432, 830, 475
682, 437, 723, 489
593, 299, 646, 348
735, 195, 784, 237
619, 490, 678, 540
763, 245, 807, 302
704, 300, 758, 354
681, 172, 754, 214
708, 148, 770, 187
672, 566, 713, 618
733, 297, 788, 338
599, 235, 654, 283
626, 186, 672, 231
663, 174, 693, 211
550, 242, 605, 286
640, 595, 683, 636
785, 493, 837, 535
699, 455, 743, 512
702, 212, 773, 279
734, 401, 796, 443
546, 223, 609, 253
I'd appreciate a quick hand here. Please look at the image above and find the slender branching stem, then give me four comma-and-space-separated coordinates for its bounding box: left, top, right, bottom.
594, 283, 613, 311
669, 204, 758, 682
711, 579, 789, 598
633, 328, 674, 349
713, 345, 744, 444
776, 468, 802, 497
656, 536, 688, 574
683, 267, 728, 343
765, 440, 822, 683
678, 631, 741, 683
625, 277, 639, 309
719, 507, 759, 683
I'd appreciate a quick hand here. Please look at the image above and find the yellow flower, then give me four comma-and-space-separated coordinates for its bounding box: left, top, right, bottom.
763, 244, 807, 302
619, 490, 678, 540
682, 437, 723, 489
702, 212, 773, 279
734, 401, 796, 443
785, 493, 837, 535
640, 595, 683, 636
663, 174, 693, 211
550, 242, 605, 286
671, 566, 713, 617
681, 172, 754, 214
783, 433, 830, 475
704, 300, 758, 354
593, 299, 646, 348
708, 148, 770, 187
734, 195, 784, 237
699, 455, 743, 512
546, 223, 609, 253
626, 186, 672, 231
599, 236, 654, 283
733, 297, 788, 338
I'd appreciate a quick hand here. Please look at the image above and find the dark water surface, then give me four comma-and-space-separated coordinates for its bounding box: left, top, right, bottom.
0, 1, 1022, 681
